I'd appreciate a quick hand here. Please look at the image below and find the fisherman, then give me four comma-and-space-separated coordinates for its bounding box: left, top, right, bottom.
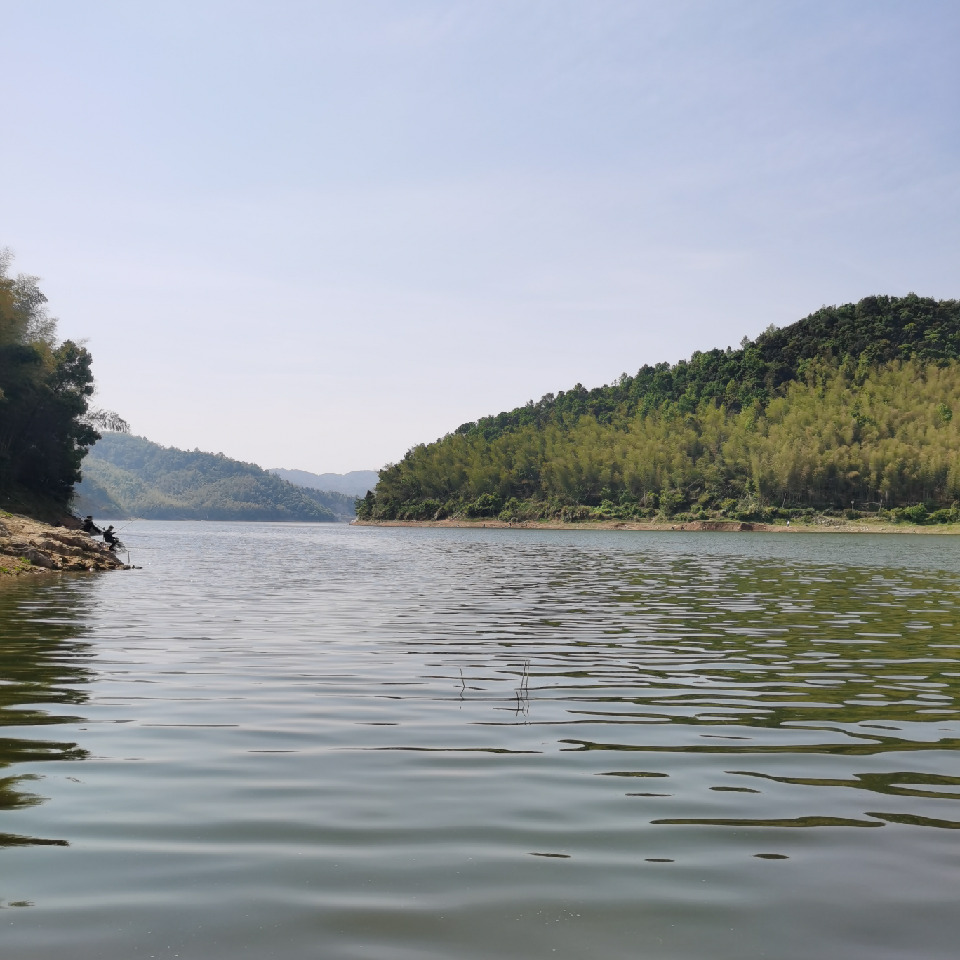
102, 525, 122, 551
82, 515, 102, 535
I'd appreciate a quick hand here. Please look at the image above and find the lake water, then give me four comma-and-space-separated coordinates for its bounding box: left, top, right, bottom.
2, 522, 959, 959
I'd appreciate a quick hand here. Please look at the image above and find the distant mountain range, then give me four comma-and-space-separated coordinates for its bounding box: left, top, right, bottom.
75, 434, 357, 522
268, 468, 379, 497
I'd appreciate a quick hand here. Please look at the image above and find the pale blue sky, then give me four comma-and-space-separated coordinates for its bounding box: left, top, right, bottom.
3, 1, 958, 472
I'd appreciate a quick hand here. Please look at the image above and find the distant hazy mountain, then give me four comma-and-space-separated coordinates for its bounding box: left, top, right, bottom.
76, 434, 356, 522
268, 468, 379, 497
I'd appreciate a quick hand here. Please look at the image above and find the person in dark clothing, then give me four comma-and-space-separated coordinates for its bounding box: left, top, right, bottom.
82, 516, 102, 535
103, 525, 122, 550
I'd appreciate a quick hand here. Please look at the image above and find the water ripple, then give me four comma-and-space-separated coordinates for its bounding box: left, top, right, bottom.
1, 523, 959, 960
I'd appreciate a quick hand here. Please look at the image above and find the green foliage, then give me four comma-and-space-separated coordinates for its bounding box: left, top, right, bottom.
364, 295, 960, 523
657, 489, 685, 518
498, 497, 544, 522
464, 493, 501, 518
75, 433, 353, 521
355, 491, 376, 521
452, 295, 960, 445
0, 254, 103, 508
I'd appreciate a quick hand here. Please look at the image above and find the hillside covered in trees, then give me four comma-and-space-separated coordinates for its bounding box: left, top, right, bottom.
358, 295, 960, 525
76, 433, 355, 522
0, 252, 122, 518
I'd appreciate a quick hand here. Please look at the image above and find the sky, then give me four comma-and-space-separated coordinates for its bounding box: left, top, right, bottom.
3, 0, 958, 474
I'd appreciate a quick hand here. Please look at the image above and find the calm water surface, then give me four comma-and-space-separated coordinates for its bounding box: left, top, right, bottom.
1, 523, 959, 959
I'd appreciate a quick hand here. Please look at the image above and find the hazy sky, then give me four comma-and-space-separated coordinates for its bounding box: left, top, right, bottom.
3, 1, 958, 473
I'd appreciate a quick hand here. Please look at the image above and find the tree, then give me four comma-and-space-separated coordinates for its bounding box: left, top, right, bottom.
0, 251, 122, 508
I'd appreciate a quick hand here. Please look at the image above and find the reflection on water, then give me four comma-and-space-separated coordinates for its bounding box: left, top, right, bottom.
1, 523, 959, 959
0, 580, 91, 847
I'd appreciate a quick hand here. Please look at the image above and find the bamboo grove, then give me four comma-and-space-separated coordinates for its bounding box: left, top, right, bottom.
358, 296, 960, 524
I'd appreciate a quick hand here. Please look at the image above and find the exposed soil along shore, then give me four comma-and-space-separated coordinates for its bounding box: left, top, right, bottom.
0, 513, 128, 576
353, 518, 960, 534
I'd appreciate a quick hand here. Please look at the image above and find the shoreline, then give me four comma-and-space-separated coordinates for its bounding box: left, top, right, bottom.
0, 513, 129, 576
353, 517, 960, 535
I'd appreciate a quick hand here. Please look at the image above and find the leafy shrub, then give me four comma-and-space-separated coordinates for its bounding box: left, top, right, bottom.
900, 503, 929, 523
498, 497, 534, 521
657, 489, 685, 517
397, 499, 440, 521
465, 493, 502, 518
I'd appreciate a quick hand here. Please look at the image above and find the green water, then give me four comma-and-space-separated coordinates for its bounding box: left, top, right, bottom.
1, 523, 958, 958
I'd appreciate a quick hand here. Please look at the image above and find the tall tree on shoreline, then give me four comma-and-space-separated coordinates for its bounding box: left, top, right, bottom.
0, 250, 125, 509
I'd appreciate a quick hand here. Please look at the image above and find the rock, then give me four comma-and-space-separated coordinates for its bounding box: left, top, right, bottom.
0, 513, 126, 576
43, 531, 95, 550
22, 547, 58, 569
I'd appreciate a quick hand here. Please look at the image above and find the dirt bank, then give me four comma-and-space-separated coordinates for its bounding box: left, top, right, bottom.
0, 513, 128, 576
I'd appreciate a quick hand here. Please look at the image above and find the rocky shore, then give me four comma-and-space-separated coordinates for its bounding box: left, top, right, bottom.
0, 513, 127, 576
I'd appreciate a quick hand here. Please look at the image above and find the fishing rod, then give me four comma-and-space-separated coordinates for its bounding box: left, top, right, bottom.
110, 517, 143, 534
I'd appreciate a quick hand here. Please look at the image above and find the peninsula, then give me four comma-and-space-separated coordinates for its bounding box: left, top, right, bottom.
357, 295, 960, 529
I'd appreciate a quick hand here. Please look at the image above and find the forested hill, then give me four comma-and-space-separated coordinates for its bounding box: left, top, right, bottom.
360, 295, 960, 525
455, 294, 960, 441
76, 434, 355, 522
